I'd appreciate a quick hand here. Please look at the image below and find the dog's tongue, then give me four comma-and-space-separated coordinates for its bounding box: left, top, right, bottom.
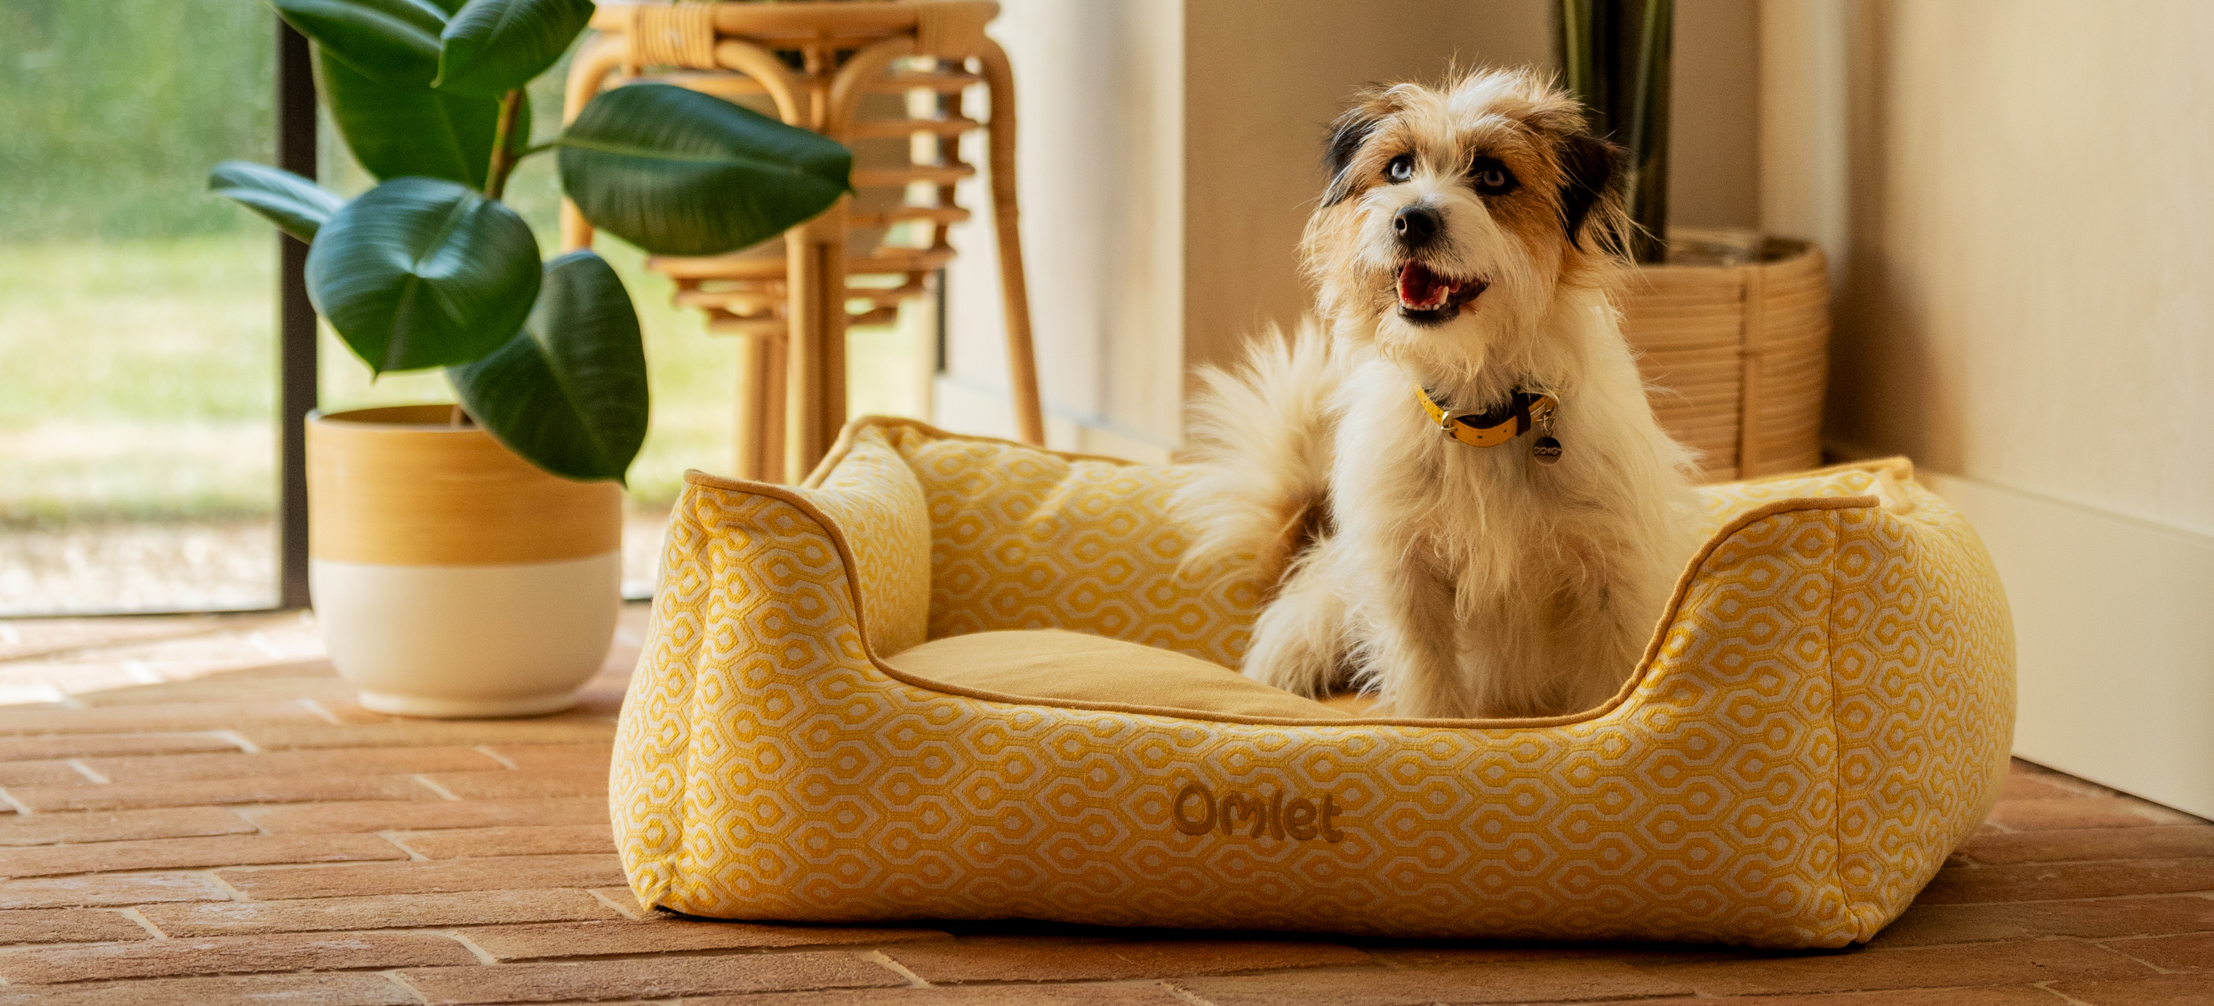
1398, 262, 1458, 310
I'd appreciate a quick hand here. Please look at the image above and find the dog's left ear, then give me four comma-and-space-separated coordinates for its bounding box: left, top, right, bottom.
1556, 132, 1620, 249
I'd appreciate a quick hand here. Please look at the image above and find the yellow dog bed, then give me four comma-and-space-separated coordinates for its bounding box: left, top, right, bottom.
612, 417, 2014, 948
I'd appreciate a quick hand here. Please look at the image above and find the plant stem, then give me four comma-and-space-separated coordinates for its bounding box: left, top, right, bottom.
485, 89, 525, 201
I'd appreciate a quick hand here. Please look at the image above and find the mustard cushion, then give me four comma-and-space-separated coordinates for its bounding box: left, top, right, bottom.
886, 628, 1349, 721
612, 416, 2016, 949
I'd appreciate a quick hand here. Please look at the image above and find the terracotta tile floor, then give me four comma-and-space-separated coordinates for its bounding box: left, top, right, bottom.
0, 608, 2209, 1005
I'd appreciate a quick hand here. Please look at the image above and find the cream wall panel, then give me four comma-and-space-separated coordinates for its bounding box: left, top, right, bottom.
1827, 0, 2214, 536
1672, 0, 1761, 231
1757, 0, 1850, 289
939, 0, 1186, 448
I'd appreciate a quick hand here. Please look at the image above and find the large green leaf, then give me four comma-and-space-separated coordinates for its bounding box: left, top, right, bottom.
270, 0, 448, 89
435, 0, 595, 97
305, 176, 542, 374
208, 161, 346, 242
558, 83, 852, 256
449, 251, 647, 483
316, 44, 525, 188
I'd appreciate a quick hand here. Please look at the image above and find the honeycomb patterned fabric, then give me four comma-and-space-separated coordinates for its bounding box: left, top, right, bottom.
612, 417, 2016, 948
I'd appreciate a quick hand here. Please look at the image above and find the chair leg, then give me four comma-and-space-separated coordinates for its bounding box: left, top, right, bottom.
762, 333, 787, 481
979, 40, 1044, 447
733, 333, 785, 483
559, 32, 627, 254
784, 225, 848, 483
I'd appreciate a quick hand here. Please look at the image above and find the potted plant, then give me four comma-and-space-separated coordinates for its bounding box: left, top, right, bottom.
1560, 0, 1830, 482
211, 0, 852, 716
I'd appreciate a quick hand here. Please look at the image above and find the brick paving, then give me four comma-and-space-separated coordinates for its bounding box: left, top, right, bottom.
0, 609, 2206, 1004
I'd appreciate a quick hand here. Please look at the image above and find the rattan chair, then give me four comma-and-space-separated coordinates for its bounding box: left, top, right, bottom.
561, 0, 1043, 483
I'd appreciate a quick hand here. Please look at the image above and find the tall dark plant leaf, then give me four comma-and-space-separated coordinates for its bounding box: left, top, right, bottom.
1559, 0, 1673, 262
305, 177, 543, 374
315, 44, 525, 188
208, 161, 346, 242
435, 0, 597, 97
271, 0, 448, 89
449, 251, 648, 483
559, 83, 852, 256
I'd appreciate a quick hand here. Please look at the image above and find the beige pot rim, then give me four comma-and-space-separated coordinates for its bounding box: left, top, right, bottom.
1639, 231, 1822, 272
1754, 236, 1818, 261
310, 403, 480, 430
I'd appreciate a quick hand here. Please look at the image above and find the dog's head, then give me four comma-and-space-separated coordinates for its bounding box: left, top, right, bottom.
1301, 69, 1625, 377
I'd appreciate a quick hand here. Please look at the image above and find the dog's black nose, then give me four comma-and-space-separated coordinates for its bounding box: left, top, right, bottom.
1393, 205, 1440, 248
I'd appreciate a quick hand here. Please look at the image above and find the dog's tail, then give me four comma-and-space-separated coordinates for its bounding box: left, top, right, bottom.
1173, 319, 1347, 590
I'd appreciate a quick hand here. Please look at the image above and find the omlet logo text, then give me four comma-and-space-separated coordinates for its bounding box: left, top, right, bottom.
1171, 782, 1346, 842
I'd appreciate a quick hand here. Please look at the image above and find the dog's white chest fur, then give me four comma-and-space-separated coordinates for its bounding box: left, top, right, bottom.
1301, 293, 1694, 717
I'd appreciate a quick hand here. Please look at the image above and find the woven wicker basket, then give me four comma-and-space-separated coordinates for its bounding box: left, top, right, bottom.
1622, 237, 1830, 482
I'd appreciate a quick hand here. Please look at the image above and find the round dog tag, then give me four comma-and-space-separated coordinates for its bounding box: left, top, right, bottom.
1532, 437, 1563, 465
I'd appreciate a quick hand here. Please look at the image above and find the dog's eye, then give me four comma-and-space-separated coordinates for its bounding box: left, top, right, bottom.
1385, 154, 1415, 184
1470, 158, 1519, 196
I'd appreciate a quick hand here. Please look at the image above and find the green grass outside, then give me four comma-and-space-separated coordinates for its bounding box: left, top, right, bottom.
0, 235, 278, 525
1, 231, 920, 526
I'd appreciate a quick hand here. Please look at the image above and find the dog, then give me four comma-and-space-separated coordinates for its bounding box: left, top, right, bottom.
1175, 68, 1701, 719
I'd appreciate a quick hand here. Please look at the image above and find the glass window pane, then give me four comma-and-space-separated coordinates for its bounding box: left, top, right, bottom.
0, 0, 278, 615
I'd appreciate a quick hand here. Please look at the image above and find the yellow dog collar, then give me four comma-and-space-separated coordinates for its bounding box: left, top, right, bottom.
1416, 384, 1559, 449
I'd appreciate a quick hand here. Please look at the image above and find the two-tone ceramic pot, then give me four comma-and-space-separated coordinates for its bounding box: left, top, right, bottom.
306, 405, 622, 718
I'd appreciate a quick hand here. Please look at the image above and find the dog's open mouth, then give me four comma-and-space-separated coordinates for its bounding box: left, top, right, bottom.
1396, 262, 1487, 324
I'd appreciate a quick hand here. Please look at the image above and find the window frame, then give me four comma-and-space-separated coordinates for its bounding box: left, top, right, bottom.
277, 17, 316, 609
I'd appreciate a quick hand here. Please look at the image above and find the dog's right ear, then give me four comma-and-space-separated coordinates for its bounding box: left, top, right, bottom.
1320, 105, 1383, 207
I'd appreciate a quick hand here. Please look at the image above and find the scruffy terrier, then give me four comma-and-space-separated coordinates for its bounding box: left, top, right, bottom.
1176, 69, 1701, 719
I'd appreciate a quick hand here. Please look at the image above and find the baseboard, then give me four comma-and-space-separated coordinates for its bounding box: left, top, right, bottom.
929, 375, 1175, 464
1919, 470, 2214, 820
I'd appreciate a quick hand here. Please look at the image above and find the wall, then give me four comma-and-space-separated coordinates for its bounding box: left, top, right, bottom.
941, 0, 1763, 458
1671, 0, 1761, 231
1766, 0, 2214, 815
1825, 0, 2214, 534
934, 0, 1185, 459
